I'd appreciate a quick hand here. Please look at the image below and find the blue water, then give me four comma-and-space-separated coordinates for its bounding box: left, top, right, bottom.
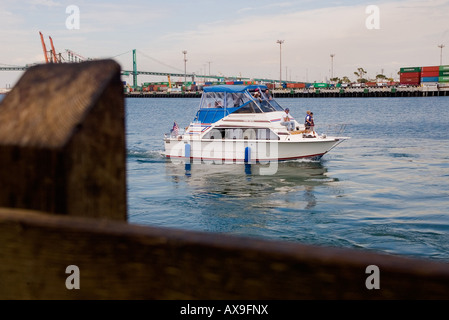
126, 96, 449, 262
3, 93, 449, 261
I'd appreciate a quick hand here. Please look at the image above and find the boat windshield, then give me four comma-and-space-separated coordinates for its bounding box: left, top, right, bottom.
199, 91, 250, 109
254, 88, 284, 112
198, 85, 284, 114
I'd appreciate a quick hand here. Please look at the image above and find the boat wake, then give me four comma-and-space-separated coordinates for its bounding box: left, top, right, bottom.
127, 148, 166, 162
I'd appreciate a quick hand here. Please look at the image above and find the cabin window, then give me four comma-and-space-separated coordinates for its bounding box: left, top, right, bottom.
203, 128, 279, 141
226, 92, 247, 108
199, 92, 225, 109
257, 128, 279, 140
203, 128, 224, 139
225, 129, 243, 139
233, 101, 262, 114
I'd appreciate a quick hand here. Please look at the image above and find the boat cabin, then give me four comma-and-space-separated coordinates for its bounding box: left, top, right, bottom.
195, 85, 284, 124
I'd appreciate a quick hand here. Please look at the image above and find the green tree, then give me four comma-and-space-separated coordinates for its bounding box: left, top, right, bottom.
354, 68, 367, 83
330, 77, 341, 83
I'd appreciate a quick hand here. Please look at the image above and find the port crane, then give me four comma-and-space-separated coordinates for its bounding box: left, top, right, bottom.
39, 31, 62, 63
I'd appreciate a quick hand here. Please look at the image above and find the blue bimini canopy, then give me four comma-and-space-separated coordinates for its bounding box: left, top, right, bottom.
195, 84, 282, 124
203, 84, 268, 93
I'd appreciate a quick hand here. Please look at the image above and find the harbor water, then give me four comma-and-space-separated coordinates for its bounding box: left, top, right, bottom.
3, 94, 448, 262
125, 96, 449, 262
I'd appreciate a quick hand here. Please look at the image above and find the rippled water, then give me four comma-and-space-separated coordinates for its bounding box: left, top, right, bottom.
124, 96, 449, 262
3, 90, 448, 262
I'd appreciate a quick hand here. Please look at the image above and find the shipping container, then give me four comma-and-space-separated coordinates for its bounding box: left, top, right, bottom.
400, 79, 420, 84
400, 72, 420, 78
287, 83, 306, 88
400, 67, 421, 73
439, 76, 449, 82
421, 77, 439, 82
233, 81, 244, 85
421, 71, 440, 78
400, 78, 420, 84
439, 70, 449, 76
421, 66, 440, 72
440, 65, 449, 71
365, 82, 377, 87
313, 83, 328, 88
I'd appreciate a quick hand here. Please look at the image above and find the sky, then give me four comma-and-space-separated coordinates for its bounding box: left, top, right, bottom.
1, 0, 449, 87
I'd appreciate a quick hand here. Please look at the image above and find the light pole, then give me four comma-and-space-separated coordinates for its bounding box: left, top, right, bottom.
207, 61, 212, 82
438, 44, 445, 65
276, 40, 284, 86
330, 53, 335, 80
182, 50, 187, 83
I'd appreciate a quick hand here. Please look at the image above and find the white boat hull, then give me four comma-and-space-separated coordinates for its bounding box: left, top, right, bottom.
164, 137, 344, 163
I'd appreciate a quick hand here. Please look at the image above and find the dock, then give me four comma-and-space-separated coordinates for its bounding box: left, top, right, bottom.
125, 85, 449, 98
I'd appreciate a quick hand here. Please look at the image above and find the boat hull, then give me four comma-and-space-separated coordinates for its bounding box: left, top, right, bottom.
164, 137, 344, 163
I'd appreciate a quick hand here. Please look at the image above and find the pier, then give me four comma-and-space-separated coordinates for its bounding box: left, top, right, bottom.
125, 85, 449, 98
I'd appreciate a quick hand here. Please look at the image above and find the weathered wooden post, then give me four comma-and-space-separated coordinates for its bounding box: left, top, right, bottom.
0, 60, 126, 220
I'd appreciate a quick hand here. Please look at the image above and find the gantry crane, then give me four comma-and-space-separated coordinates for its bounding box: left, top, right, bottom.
39, 31, 61, 63
39, 32, 49, 63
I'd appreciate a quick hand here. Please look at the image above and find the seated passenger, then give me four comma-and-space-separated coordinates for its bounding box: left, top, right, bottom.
253, 89, 262, 102
280, 108, 295, 131
263, 88, 273, 100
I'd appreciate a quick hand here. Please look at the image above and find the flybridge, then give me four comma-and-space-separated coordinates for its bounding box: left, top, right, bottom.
195, 85, 284, 124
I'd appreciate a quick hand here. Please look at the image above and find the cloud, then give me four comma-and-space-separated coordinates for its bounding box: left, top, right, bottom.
1, 0, 449, 86
151, 0, 449, 82
28, 0, 62, 7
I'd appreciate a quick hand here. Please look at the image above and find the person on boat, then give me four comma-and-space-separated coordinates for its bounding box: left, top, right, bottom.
263, 88, 273, 100
305, 110, 312, 132
309, 112, 316, 136
253, 89, 262, 102
281, 108, 295, 131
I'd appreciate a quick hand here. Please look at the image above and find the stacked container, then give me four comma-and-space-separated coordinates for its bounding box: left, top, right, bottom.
399, 67, 421, 85
286, 83, 306, 88
421, 66, 440, 84
440, 65, 449, 83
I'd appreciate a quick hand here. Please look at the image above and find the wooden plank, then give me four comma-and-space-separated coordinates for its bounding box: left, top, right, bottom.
1, 208, 448, 300
0, 60, 126, 220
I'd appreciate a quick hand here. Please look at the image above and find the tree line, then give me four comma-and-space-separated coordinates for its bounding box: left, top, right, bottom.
330, 67, 394, 84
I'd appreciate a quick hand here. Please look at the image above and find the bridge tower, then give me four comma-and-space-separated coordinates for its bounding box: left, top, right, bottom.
133, 49, 137, 90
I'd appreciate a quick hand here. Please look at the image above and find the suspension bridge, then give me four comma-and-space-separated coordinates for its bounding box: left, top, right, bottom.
1, 32, 285, 91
